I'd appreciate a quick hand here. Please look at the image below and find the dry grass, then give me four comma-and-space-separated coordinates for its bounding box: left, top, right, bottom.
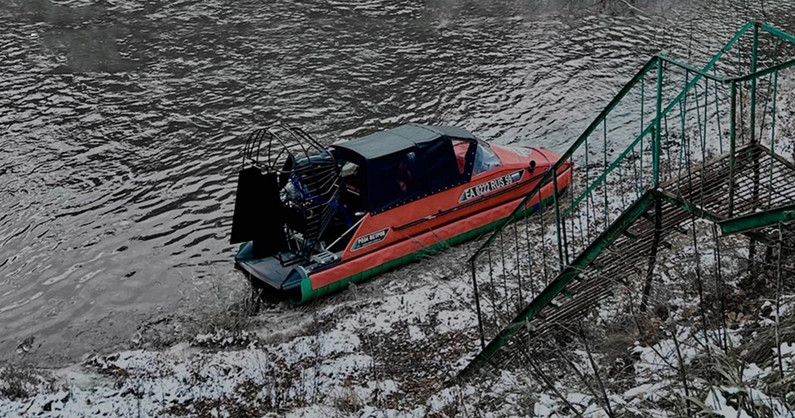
178, 271, 262, 348
0, 364, 54, 401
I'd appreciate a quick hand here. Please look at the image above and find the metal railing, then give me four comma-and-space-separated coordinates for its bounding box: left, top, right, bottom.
463, 21, 795, 376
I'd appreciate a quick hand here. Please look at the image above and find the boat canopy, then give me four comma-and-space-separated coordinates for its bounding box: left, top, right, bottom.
332, 125, 475, 160
331, 124, 478, 214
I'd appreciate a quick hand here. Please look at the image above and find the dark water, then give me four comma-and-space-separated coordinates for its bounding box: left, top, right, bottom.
2, 0, 794, 365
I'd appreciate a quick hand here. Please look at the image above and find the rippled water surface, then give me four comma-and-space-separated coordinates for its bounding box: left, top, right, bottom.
2, 0, 795, 365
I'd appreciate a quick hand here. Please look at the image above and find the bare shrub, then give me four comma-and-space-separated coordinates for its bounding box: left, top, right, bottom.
179, 271, 261, 347
0, 364, 53, 401
683, 342, 795, 417
333, 383, 363, 415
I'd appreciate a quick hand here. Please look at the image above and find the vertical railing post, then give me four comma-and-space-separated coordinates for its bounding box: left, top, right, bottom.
471, 259, 485, 349
653, 57, 663, 187
640, 78, 645, 183
729, 80, 737, 217
603, 119, 609, 224
769, 70, 778, 205
552, 174, 565, 272
750, 23, 759, 143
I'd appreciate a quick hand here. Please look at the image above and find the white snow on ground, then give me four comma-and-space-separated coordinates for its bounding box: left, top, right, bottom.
703, 386, 795, 418
1, 332, 371, 417
0, 251, 492, 417
780, 342, 795, 372
742, 362, 769, 381
705, 390, 754, 418
354, 285, 441, 334
533, 393, 557, 416
435, 310, 476, 333
633, 327, 698, 376
407, 325, 425, 341
623, 382, 668, 403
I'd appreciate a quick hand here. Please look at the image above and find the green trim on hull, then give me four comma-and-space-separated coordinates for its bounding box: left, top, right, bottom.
294, 196, 556, 304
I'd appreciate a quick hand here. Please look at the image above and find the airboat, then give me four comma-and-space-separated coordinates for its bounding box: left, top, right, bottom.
230, 124, 572, 303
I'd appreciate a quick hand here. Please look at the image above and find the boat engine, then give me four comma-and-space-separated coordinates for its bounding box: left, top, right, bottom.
231, 125, 342, 265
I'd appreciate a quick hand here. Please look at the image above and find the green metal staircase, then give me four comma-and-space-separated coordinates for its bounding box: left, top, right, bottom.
461, 21, 795, 377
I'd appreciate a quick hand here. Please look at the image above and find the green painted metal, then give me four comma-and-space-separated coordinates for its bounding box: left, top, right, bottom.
654, 58, 663, 187
655, 54, 723, 81
558, 46, 794, 220
460, 191, 656, 378
552, 173, 565, 270
468, 58, 659, 262
729, 81, 737, 217
561, 127, 647, 218
761, 39, 782, 134
469, 20, 777, 263
769, 70, 779, 202
760, 22, 795, 46
719, 204, 795, 235
751, 24, 759, 143
603, 119, 609, 224
734, 59, 795, 82
657, 188, 778, 247
562, 57, 720, 219
713, 74, 724, 154
462, 21, 795, 377
657, 190, 727, 224
640, 74, 645, 185
653, 53, 795, 85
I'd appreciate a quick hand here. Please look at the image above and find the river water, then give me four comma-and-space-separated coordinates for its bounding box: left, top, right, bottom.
2, 0, 794, 366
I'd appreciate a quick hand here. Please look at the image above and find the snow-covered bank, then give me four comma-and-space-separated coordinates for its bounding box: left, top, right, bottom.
2, 230, 794, 417
0, 247, 487, 416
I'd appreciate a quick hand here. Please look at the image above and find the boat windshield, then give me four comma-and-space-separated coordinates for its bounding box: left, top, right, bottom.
473, 143, 501, 175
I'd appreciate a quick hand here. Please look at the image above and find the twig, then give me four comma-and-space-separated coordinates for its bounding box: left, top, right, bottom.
712, 224, 729, 351
671, 326, 692, 414
519, 348, 583, 417
617, 0, 646, 15
580, 324, 615, 418
775, 224, 784, 379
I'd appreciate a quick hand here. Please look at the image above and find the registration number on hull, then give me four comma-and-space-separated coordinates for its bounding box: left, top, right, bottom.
459, 170, 524, 203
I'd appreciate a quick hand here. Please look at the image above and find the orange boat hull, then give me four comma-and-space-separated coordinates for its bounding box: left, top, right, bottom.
299, 158, 572, 302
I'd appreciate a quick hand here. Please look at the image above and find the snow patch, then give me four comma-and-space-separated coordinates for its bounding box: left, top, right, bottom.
435, 309, 475, 333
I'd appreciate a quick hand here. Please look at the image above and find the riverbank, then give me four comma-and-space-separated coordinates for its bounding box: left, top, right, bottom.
2, 215, 795, 416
